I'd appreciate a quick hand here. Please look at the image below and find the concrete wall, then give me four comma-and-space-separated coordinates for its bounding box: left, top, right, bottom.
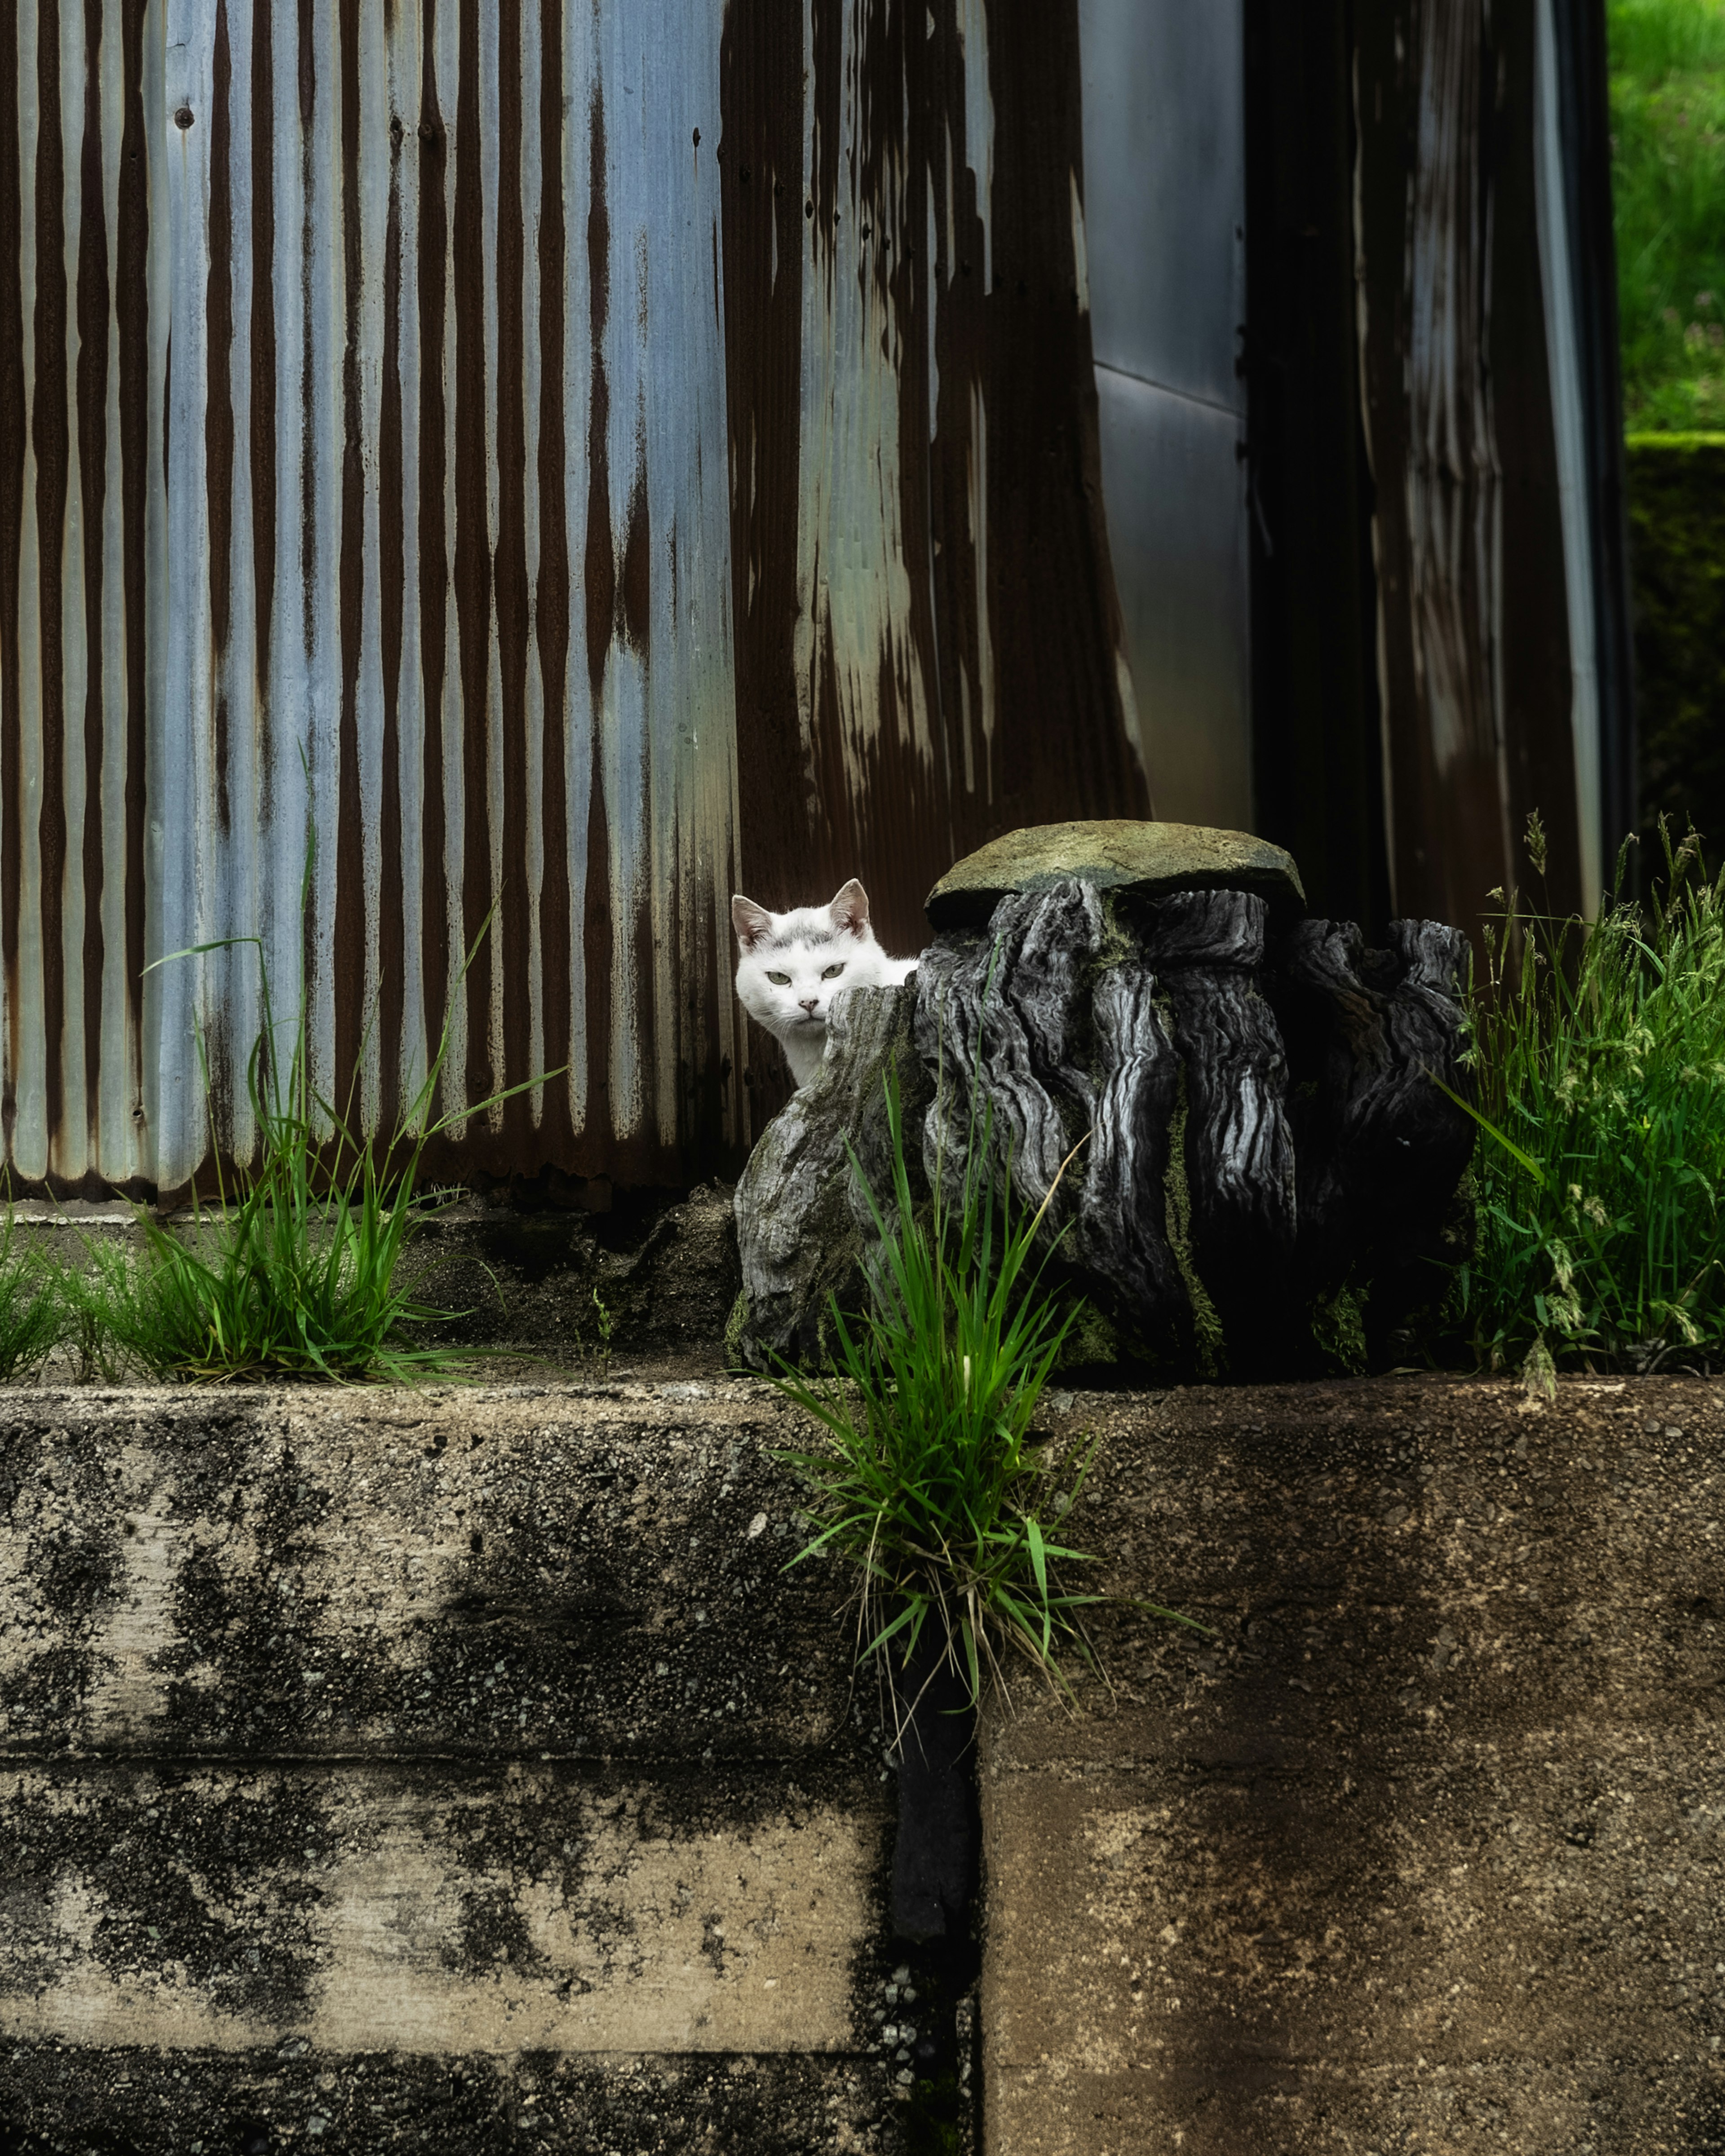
983, 1375, 1725, 2153
0, 1384, 914, 2152
3, 1375, 1723, 2152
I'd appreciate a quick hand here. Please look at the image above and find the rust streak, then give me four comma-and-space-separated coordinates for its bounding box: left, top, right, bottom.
377, 115, 405, 1140
534, 0, 572, 1156
719, 0, 805, 1134
250, 0, 276, 825
0, 0, 23, 1162
416, 0, 450, 1123
452, 0, 492, 1118
334, 0, 365, 1106
76, 0, 110, 1158
34, 0, 71, 1155
618, 415, 648, 654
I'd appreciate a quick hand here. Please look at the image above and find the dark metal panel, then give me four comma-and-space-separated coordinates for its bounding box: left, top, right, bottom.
1353, 0, 1583, 930
720, 0, 1148, 1118
1095, 367, 1251, 831
1242, 0, 1389, 932
1079, 0, 1252, 835
1550, 0, 1637, 877
1076, 0, 1246, 417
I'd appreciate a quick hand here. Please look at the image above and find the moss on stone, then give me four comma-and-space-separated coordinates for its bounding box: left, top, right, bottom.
1309, 1281, 1369, 1376
1055, 1300, 1122, 1371
723, 1289, 752, 1371
1160, 1062, 1226, 1381
1092, 892, 1137, 975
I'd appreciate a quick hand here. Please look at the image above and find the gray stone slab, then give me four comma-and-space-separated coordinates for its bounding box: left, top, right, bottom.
0, 1759, 879, 2055
0, 1383, 924, 2153
0, 2044, 907, 2154
0, 1385, 849, 1761
924, 820, 1304, 931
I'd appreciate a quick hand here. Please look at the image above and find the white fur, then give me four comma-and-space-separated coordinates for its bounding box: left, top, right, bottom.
731, 879, 920, 1087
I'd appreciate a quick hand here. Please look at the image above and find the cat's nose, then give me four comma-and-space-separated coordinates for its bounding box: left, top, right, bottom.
800, 997, 819, 1013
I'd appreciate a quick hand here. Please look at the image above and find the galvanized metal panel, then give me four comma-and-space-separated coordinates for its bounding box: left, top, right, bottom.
717, 0, 1149, 1121
1076, 0, 1251, 830
2, 0, 1148, 1194
1093, 367, 1252, 831
1535, 0, 1602, 907
1076, 0, 1246, 415
1354, 0, 1585, 927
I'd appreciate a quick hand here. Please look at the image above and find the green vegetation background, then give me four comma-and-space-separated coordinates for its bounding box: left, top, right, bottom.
1610, 0, 1725, 430
1611, 0, 1725, 851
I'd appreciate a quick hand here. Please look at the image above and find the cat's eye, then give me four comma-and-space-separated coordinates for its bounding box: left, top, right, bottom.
766, 970, 791, 986
821, 963, 845, 980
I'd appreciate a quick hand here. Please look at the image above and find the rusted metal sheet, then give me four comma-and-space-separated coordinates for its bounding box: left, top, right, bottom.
0, 0, 1143, 1195
719, 0, 1147, 1125
1353, 0, 1586, 928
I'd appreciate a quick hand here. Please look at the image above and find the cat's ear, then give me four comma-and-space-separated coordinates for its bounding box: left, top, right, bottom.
828, 879, 870, 937
732, 895, 775, 950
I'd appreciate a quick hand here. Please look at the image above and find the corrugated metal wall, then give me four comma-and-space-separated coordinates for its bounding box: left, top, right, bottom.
1353, 0, 1617, 929
1078, 0, 1252, 834
1, 0, 1146, 1197
1246, 0, 1631, 935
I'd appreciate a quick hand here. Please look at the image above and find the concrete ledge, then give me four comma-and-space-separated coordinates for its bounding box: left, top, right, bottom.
0, 1383, 911, 2154
982, 1375, 1725, 2155
5, 1374, 1724, 2153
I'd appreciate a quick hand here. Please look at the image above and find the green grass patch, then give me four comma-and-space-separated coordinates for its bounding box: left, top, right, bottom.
1447, 815, 1725, 1386
0, 1218, 63, 1382
770, 1070, 1200, 1710
73, 892, 554, 1384
1609, 0, 1725, 430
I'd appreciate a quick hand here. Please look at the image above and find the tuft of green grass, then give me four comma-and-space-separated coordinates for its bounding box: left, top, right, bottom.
78, 892, 555, 1384
1608, 0, 1725, 430
1448, 814, 1725, 1386
0, 1216, 64, 1381
770, 1067, 1200, 1712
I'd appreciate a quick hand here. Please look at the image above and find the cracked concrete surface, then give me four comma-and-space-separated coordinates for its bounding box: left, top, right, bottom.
3, 1374, 1724, 2152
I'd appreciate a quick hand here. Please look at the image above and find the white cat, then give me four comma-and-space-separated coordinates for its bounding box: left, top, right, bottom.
731, 879, 921, 1087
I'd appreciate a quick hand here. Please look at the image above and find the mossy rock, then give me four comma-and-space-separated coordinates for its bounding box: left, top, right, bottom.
730, 985, 931, 1374
924, 819, 1306, 932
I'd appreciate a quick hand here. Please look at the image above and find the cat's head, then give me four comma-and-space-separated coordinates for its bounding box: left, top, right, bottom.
730, 879, 877, 1040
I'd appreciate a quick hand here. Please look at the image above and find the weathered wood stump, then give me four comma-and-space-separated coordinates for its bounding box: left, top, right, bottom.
733, 824, 1473, 1378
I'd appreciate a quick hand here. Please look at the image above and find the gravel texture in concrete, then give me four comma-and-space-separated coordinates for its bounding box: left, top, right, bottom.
0, 1382, 918, 2154
982, 1374, 1725, 2155
4, 1373, 1722, 2154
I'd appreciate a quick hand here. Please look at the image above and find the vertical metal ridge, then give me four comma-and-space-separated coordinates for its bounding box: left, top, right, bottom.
11, 0, 45, 1183
116, 0, 146, 1149
34, 0, 71, 1171
492, 0, 530, 1151
333, 0, 367, 1125
415, 0, 451, 1139
0, 0, 1146, 1194
376, 10, 407, 1143
447, 0, 489, 1133
75, 0, 110, 1178
0, 0, 25, 1175
531, 0, 572, 1162
578, 65, 614, 1155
